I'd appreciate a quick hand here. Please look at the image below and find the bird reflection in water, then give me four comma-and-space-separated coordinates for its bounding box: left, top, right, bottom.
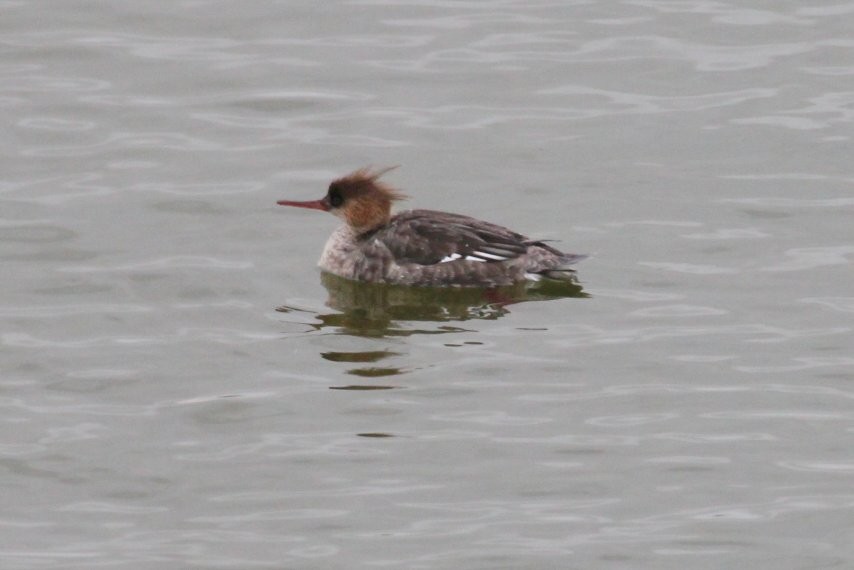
275, 273, 587, 431
276, 271, 588, 339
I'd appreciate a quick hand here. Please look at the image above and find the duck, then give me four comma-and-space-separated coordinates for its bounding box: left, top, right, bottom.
277, 167, 586, 287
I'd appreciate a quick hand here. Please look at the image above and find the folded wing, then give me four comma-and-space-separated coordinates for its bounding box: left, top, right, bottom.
373, 209, 531, 266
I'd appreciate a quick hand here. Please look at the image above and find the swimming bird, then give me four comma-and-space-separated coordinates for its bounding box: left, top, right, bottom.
277, 167, 586, 287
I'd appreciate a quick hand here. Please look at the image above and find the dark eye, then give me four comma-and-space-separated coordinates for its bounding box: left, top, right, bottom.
328, 189, 343, 208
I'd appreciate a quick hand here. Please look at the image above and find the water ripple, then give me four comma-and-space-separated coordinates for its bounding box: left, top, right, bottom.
496, 434, 641, 446
176, 433, 391, 462
2, 324, 279, 348
0, 223, 75, 243
638, 262, 738, 275
548, 323, 849, 348
721, 196, 854, 207
71, 32, 253, 62
590, 289, 684, 302
383, 11, 553, 31
612, 495, 854, 545
800, 297, 854, 313
0, 304, 152, 318
0, 74, 110, 93
644, 456, 730, 465
130, 181, 263, 196
655, 432, 775, 443
521, 382, 854, 403
0, 173, 113, 204
681, 228, 770, 240
193, 111, 408, 147
430, 410, 552, 426
0, 397, 160, 417
189, 509, 346, 525
40, 423, 107, 444
22, 132, 227, 157
777, 461, 854, 473
539, 86, 776, 113
0, 443, 44, 457
59, 256, 253, 272
263, 35, 433, 48
17, 117, 95, 131
629, 305, 728, 317
733, 91, 854, 130
587, 413, 678, 427
58, 502, 168, 514
646, 2, 814, 25
373, 33, 823, 72
311, 88, 772, 130
761, 246, 854, 272
704, 410, 850, 420
735, 356, 854, 373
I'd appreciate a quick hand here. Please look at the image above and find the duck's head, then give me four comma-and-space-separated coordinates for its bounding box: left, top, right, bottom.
278, 166, 406, 233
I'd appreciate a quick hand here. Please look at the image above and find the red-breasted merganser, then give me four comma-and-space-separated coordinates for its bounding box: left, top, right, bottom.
277, 167, 586, 287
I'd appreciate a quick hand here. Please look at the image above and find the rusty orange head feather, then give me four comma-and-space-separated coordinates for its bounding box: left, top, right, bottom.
278, 166, 406, 233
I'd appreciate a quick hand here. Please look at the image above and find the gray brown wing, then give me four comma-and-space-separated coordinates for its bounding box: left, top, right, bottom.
373, 209, 531, 266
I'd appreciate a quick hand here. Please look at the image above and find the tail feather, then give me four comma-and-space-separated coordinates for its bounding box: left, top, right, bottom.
556, 253, 588, 267
533, 254, 587, 281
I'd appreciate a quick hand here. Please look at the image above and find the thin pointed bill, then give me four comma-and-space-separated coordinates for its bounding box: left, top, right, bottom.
277, 198, 329, 211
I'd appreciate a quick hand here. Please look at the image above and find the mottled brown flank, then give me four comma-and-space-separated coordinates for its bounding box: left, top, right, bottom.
317, 212, 585, 286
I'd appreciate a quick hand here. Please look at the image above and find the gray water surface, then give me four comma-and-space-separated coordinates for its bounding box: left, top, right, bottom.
2, 2, 853, 569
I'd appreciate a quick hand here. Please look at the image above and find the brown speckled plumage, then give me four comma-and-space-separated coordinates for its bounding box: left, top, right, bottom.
278, 167, 586, 287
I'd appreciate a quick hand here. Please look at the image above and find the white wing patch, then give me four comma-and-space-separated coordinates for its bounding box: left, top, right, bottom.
440, 251, 512, 263
472, 251, 508, 261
